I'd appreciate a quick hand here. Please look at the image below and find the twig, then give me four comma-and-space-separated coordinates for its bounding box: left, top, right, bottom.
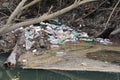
0, 12, 8, 17
6, 6, 13, 14
48, 6, 54, 14
37, 1, 41, 17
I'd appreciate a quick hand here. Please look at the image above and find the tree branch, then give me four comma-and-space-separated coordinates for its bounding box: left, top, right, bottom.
0, 0, 95, 35
6, 0, 27, 24
110, 28, 120, 36
21, 0, 42, 10
96, 0, 120, 37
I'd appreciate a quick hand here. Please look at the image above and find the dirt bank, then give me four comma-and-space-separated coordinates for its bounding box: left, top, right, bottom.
18, 42, 120, 72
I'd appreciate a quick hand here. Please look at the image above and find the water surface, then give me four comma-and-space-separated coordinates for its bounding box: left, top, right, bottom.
0, 53, 119, 80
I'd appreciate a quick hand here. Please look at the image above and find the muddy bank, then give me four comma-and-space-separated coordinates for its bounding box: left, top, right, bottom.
87, 50, 120, 65
18, 42, 120, 72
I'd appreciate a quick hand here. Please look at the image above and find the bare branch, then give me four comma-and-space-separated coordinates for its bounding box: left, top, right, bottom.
96, 0, 120, 37
0, 0, 95, 35
7, 0, 27, 24
110, 28, 120, 36
21, 0, 42, 10
104, 0, 120, 30
48, 6, 53, 14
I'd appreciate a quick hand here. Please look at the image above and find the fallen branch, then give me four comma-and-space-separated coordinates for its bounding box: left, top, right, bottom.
0, 0, 95, 35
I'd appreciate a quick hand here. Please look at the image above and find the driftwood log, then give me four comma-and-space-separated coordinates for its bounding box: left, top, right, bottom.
4, 44, 21, 67
4, 33, 25, 68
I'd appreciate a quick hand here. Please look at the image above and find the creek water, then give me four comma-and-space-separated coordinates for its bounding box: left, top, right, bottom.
0, 53, 120, 80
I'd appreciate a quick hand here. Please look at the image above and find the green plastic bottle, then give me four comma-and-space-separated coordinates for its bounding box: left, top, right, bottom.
85, 39, 93, 43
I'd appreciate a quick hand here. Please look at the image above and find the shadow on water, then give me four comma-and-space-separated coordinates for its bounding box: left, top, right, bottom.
0, 53, 120, 80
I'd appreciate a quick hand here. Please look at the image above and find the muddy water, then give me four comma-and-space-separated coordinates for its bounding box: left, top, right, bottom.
0, 53, 120, 80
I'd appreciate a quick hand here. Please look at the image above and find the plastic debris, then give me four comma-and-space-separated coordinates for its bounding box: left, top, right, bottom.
95, 38, 112, 45
81, 62, 87, 66
25, 39, 35, 50
51, 45, 60, 48
79, 38, 93, 43
43, 23, 81, 44
71, 30, 80, 37
85, 38, 93, 43
56, 51, 65, 56
0, 40, 6, 47
12, 77, 19, 80
21, 20, 113, 52
24, 25, 41, 50
22, 59, 27, 63
32, 49, 37, 53
23, 20, 92, 50
79, 32, 89, 38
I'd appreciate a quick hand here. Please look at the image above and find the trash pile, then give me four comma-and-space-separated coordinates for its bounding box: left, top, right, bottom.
23, 20, 93, 51
0, 20, 110, 54
22, 20, 113, 52
0, 20, 113, 54
42, 22, 80, 44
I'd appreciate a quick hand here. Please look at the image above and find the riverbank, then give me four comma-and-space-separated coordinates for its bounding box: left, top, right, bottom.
18, 42, 120, 73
